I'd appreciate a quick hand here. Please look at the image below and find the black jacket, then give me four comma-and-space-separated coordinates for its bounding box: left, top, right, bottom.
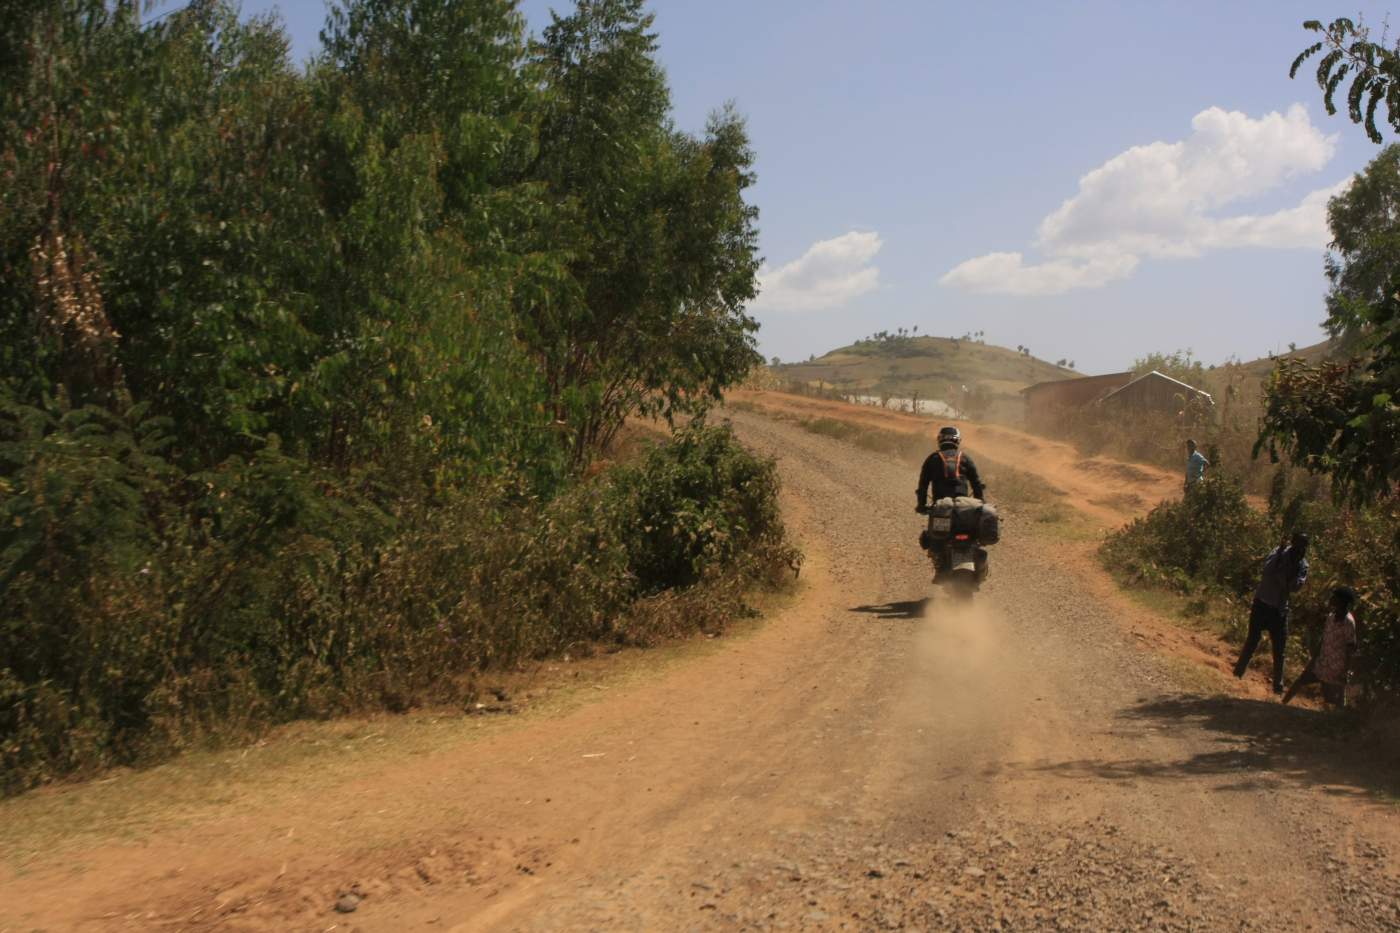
917, 447, 984, 506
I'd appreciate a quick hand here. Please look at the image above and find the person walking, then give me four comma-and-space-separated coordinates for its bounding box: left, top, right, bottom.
1283, 587, 1359, 708
1232, 532, 1310, 693
1185, 438, 1209, 490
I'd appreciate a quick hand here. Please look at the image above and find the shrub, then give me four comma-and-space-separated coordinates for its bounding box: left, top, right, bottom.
1101, 476, 1275, 597
610, 420, 798, 594
1286, 498, 1400, 707
0, 421, 797, 794
1102, 474, 1400, 710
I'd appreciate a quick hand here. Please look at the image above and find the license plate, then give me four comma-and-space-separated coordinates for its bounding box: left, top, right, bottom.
930, 517, 951, 532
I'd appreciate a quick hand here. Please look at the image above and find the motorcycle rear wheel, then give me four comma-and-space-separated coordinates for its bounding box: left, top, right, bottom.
947, 572, 978, 600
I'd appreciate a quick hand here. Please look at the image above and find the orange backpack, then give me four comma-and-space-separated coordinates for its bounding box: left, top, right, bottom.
937, 449, 969, 497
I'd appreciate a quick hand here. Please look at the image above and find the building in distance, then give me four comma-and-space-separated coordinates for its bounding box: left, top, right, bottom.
1022, 370, 1212, 426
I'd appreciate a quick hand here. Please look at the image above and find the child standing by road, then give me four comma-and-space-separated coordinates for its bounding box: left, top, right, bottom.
1283, 587, 1359, 708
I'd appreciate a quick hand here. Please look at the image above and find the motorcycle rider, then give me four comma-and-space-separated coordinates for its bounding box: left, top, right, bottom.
916, 426, 985, 510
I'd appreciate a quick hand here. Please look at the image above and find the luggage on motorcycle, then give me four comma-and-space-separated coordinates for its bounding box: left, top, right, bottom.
951, 496, 983, 536
925, 498, 957, 537
929, 496, 998, 546
977, 503, 1000, 545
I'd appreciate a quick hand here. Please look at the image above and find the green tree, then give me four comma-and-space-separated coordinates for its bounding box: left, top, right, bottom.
1256, 285, 1400, 502
315, 0, 562, 484
0, 0, 784, 790
1133, 349, 1207, 386
1259, 33, 1400, 501
1322, 145, 1400, 343
526, 0, 760, 463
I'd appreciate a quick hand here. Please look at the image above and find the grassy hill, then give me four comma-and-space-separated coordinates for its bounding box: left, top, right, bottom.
1232, 337, 1335, 377
768, 334, 1340, 424
1197, 337, 1338, 402
772, 335, 1076, 418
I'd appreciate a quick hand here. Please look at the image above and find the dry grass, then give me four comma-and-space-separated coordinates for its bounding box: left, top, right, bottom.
755, 403, 1093, 537
1040, 354, 1336, 496
0, 575, 806, 872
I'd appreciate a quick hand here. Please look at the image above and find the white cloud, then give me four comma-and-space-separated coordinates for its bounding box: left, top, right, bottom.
941, 105, 1347, 296
1200, 179, 1351, 251
753, 231, 881, 312
940, 251, 1139, 296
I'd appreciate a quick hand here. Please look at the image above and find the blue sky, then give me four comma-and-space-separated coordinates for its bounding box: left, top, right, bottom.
232, 0, 1393, 373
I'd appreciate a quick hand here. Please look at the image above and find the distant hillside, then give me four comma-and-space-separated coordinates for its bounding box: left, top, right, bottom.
768, 335, 1340, 423
772, 335, 1076, 419
1232, 338, 1336, 376
1199, 338, 1338, 400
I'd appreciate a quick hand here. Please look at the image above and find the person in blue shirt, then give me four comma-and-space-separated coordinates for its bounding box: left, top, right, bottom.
1185, 438, 1209, 489
1233, 533, 1310, 693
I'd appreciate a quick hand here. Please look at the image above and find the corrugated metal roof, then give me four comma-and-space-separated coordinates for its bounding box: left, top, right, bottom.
1099, 370, 1214, 405
1021, 372, 1134, 396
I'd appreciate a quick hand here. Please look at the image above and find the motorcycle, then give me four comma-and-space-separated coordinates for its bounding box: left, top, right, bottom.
917, 496, 998, 597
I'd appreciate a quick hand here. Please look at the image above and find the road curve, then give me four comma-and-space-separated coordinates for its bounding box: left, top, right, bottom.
2, 407, 1398, 931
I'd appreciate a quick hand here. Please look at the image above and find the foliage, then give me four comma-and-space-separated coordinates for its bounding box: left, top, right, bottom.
1239, 25, 1400, 707
2, 0, 760, 480
1256, 351, 1400, 504
1291, 17, 1400, 144
1103, 473, 1400, 706
1321, 145, 1400, 341
1301, 499, 1400, 705
1132, 349, 1207, 387
1251, 143, 1400, 504
611, 420, 796, 593
526, 0, 761, 462
0, 420, 795, 793
1101, 476, 1275, 597
0, 0, 778, 792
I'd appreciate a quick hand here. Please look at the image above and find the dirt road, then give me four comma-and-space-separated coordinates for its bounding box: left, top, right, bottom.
4, 406, 1399, 931
727, 390, 1184, 526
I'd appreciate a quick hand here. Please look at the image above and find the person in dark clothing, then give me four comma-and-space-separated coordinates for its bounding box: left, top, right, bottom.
916, 425, 985, 508
1233, 532, 1310, 693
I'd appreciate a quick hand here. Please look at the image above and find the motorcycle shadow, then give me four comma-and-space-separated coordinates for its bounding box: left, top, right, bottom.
849, 598, 931, 621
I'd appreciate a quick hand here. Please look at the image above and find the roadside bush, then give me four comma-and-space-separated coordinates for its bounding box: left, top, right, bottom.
611, 421, 797, 594
0, 422, 798, 794
1286, 499, 1400, 708
1101, 474, 1400, 710
1101, 475, 1275, 597
0, 0, 779, 795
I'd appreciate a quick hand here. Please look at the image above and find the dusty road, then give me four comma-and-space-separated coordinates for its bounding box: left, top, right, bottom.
3, 406, 1399, 931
